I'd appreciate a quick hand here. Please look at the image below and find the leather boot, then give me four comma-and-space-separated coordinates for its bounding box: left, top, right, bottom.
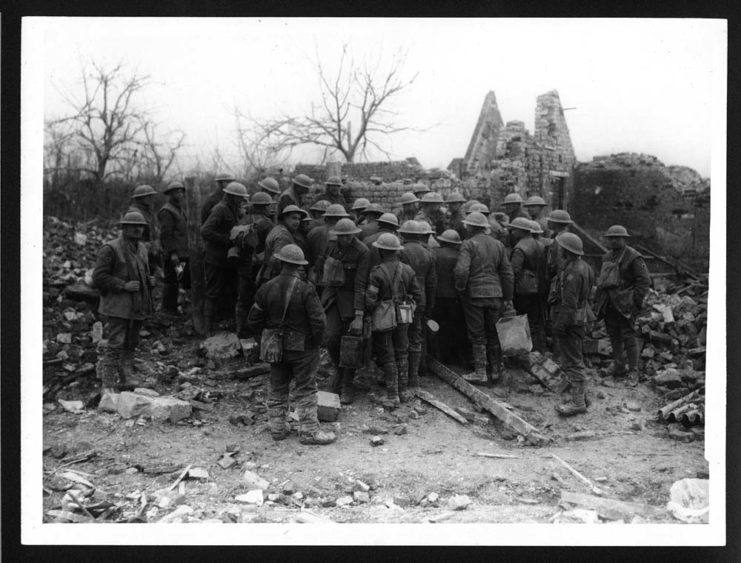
408, 352, 422, 390
299, 429, 337, 445
463, 344, 488, 384
382, 362, 400, 409
398, 358, 413, 402
555, 381, 588, 416
608, 335, 625, 375
486, 345, 502, 383
625, 337, 640, 374
118, 351, 142, 391
340, 369, 356, 405
98, 359, 118, 395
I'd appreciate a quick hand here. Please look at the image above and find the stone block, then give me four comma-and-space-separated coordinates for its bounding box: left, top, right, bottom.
149, 397, 192, 423
316, 391, 341, 422
243, 469, 270, 490
200, 332, 242, 360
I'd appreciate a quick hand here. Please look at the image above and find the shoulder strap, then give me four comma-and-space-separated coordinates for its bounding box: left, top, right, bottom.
279, 276, 299, 327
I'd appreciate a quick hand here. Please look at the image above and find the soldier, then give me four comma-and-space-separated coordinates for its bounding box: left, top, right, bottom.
366, 233, 422, 406
524, 195, 550, 237
397, 192, 420, 223
545, 209, 574, 290
305, 199, 331, 232
444, 192, 467, 237
257, 205, 305, 287
454, 211, 514, 384
307, 203, 349, 284
359, 203, 385, 241
127, 184, 161, 276
412, 182, 431, 200
247, 244, 336, 445
92, 211, 155, 393
502, 192, 529, 223
316, 218, 370, 404
431, 229, 467, 367
509, 217, 546, 352
323, 176, 348, 209
550, 233, 595, 416
277, 174, 313, 216
201, 181, 248, 334
350, 197, 370, 225
398, 220, 437, 390
365, 212, 400, 268
233, 191, 276, 337
594, 225, 650, 385
257, 177, 281, 219
415, 192, 445, 236
157, 181, 190, 316
466, 202, 507, 245
201, 173, 235, 225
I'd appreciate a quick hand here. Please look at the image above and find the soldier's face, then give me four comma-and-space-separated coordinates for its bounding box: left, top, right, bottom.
448, 202, 462, 213
504, 203, 519, 214
337, 234, 353, 248
122, 225, 144, 240
606, 236, 626, 250
171, 189, 185, 205
284, 213, 302, 231
527, 205, 544, 219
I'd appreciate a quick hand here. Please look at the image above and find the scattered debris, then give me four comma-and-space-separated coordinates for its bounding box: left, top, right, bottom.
98, 391, 192, 423
186, 467, 210, 480
58, 399, 85, 413
370, 436, 385, 447
476, 452, 520, 459
317, 391, 341, 422
415, 389, 469, 425
200, 332, 243, 360
448, 494, 472, 511
657, 387, 705, 427
242, 469, 269, 490
666, 478, 709, 523
235, 490, 264, 506
550, 508, 600, 524
551, 454, 604, 496
560, 491, 649, 521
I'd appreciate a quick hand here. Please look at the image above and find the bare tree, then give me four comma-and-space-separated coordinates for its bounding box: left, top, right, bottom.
138, 122, 186, 185
234, 108, 293, 179
251, 45, 418, 163
49, 60, 151, 182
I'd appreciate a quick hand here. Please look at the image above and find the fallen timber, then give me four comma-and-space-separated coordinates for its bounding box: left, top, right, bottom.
415, 389, 469, 425
428, 358, 549, 446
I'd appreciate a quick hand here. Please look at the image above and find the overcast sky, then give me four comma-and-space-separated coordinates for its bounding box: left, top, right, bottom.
31, 17, 725, 177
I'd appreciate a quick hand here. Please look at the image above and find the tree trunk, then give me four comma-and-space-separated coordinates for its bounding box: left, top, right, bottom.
185, 176, 207, 335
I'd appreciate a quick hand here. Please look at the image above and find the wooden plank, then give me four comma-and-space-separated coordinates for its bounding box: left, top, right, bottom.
560, 491, 648, 521
428, 359, 549, 446
551, 454, 604, 496
415, 389, 469, 425
570, 223, 608, 254
476, 452, 520, 459
231, 363, 271, 380
185, 177, 206, 335
633, 244, 701, 280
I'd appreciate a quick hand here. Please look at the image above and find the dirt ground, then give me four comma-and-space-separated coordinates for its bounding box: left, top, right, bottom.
42, 324, 708, 525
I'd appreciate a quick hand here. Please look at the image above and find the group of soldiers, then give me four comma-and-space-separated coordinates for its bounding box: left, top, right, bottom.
91, 172, 650, 446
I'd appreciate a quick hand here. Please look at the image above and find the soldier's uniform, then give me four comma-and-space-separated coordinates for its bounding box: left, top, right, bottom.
397, 206, 417, 224
247, 270, 328, 441
365, 253, 421, 403
200, 190, 224, 225
127, 200, 161, 273
414, 209, 445, 236
511, 236, 546, 352
445, 208, 466, 238
157, 199, 190, 314
595, 242, 650, 378
550, 243, 595, 415
316, 235, 370, 402
400, 238, 436, 386
258, 222, 299, 286
431, 242, 467, 366
201, 197, 241, 327
359, 220, 380, 242
277, 187, 303, 216
454, 229, 514, 380
92, 229, 154, 391
365, 227, 397, 268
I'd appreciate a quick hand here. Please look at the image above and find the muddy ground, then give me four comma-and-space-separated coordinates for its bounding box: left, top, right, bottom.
42, 323, 708, 525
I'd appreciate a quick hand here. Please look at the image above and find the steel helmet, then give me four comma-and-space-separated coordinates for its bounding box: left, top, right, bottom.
468, 202, 490, 215
412, 183, 431, 195
529, 220, 544, 234
119, 211, 148, 225
603, 225, 631, 237
369, 175, 383, 184
250, 191, 273, 206
351, 197, 370, 211
323, 203, 350, 218
503, 192, 524, 205
310, 199, 332, 212
438, 229, 462, 245
258, 177, 280, 194
556, 232, 584, 255
364, 203, 385, 216
372, 232, 402, 251
292, 174, 313, 189
325, 175, 342, 186
330, 218, 362, 235
547, 209, 573, 224
509, 217, 534, 232
223, 182, 249, 197
132, 184, 157, 198
275, 244, 309, 265
215, 173, 235, 183
377, 213, 400, 228
463, 211, 490, 228
399, 192, 420, 205
445, 192, 466, 204
279, 204, 304, 219
164, 181, 185, 193
524, 195, 547, 207
398, 220, 427, 235
420, 192, 444, 204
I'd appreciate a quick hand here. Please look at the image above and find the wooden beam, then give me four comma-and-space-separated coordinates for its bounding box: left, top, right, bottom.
570, 222, 607, 254
415, 389, 469, 425
185, 177, 206, 335
428, 359, 549, 446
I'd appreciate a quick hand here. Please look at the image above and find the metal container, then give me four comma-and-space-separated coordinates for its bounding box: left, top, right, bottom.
339, 335, 365, 368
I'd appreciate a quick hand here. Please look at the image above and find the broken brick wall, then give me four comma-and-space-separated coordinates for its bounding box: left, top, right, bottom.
294, 159, 425, 185
572, 153, 710, 270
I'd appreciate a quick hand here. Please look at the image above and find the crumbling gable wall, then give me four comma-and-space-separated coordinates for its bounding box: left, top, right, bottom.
462, 91, 504, 175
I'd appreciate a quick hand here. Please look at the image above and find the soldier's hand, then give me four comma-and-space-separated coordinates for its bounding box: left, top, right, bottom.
348, 315, 364, 336
149, 276, 157, 287
123, 281, 140, 292
502, 300, 516, 317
